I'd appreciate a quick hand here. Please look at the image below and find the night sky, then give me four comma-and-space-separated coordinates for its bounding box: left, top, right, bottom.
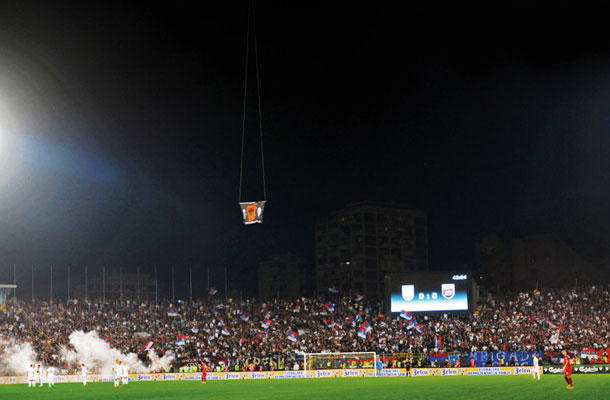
0, 2, 608, 299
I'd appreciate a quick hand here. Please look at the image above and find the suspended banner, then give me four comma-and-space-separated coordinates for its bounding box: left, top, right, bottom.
240, 201, 266, 224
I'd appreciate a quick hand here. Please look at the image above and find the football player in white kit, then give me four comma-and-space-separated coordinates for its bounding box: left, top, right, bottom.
27, 364, 35, 387
47, 364, 56, 388
81, 363, 88, 386
113, 360, 121, 387
34, 365, 42, 387
121, 362, 130, 385
532, 355, 541, 380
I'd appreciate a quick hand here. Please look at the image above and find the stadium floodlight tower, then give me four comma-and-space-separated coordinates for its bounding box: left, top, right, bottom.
303, 352, 377, 374
0, 284, 17, 306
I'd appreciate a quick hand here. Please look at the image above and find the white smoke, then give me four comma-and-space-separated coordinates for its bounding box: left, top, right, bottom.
148, 349, 175, 373
0, 340, 36, 375
60, 331, 174, 376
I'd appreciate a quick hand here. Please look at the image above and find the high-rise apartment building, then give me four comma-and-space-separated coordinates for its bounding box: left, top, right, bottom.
315, 201, 428, 299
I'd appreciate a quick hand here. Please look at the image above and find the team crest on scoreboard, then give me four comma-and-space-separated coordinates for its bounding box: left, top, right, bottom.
401, 285, 415, 302
441, 283, 455, 300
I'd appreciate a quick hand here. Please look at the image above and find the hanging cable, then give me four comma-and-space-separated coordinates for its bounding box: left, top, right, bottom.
238, 0, 267, 203
253, 1, 267, 201
238, 0, 252, 203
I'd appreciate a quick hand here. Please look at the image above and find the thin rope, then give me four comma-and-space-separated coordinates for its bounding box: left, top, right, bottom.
238, 0, 252, 203
252, 1, 267, 201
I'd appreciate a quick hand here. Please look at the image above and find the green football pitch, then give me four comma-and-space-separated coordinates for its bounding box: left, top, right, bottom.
0, 375, 603, 400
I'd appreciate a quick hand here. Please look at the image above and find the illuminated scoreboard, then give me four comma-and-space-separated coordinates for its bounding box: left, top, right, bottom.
385, 272, 474, 313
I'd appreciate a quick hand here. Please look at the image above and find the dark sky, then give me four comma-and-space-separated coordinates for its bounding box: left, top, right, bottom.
0, 2, 608, 299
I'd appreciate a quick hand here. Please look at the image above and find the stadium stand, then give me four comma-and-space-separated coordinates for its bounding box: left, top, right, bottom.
1, 285, 608, 374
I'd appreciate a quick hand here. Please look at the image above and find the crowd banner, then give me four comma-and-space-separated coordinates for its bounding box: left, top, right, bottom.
543, 365, 610, 374
460, 351, 544, 367
378, 367, 532, 377
0, 367, 550, 385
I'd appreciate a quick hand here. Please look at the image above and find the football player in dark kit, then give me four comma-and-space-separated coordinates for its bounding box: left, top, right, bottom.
405, 358, 412, 377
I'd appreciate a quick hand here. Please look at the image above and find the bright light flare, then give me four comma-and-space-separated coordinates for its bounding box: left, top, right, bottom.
0, 98, 24, 188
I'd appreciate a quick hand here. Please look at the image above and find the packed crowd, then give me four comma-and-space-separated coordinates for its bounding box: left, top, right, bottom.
0, 285, 608, 373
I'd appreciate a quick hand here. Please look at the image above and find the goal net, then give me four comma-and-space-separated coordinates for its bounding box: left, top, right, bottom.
303, 352, 377, 372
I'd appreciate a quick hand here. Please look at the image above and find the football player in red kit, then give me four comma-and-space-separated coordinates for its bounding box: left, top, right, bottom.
201, 362, 207, 384
562, 350, 573, 389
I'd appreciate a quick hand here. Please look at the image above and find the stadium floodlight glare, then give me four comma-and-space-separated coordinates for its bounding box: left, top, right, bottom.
0, 113, 23, 188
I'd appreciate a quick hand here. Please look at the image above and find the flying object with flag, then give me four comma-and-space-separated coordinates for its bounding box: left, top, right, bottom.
240, 201, 266, 224
353, 293, 364, 302
208, 287, 218, 296
328, 286, 340, 294
287, 330, 299, 343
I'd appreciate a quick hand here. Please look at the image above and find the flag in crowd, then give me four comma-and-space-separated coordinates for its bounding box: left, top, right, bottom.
103, 337, 111, 343
400, 310, 413, 321
167, 308, 178, 317
221, 325, 231, 336
361, 321, 372, 333
328, 286, 340, 294
353, 293, 364, 302
239, 334, 245, 346
414, 323, 424, 333
324, 302, 335, 312
261, 318, 272, 329
287, 330, 299, 343
325, 319, 336, 329
240, 313, 250, 322
435, 334, 443, 350
357, 327, 367, 340
141, 341, 154, 352
191, 325, 199, 333
262, 307, 271, 318
347, 316, 355, 327
208, 287, 218, 296
176, 334, 187, 346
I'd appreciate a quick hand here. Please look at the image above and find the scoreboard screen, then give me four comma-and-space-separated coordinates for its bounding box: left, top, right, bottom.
385, 271, 473, 313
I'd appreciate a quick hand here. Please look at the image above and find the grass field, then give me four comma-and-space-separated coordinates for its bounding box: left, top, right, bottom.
0, 375, 603, 400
